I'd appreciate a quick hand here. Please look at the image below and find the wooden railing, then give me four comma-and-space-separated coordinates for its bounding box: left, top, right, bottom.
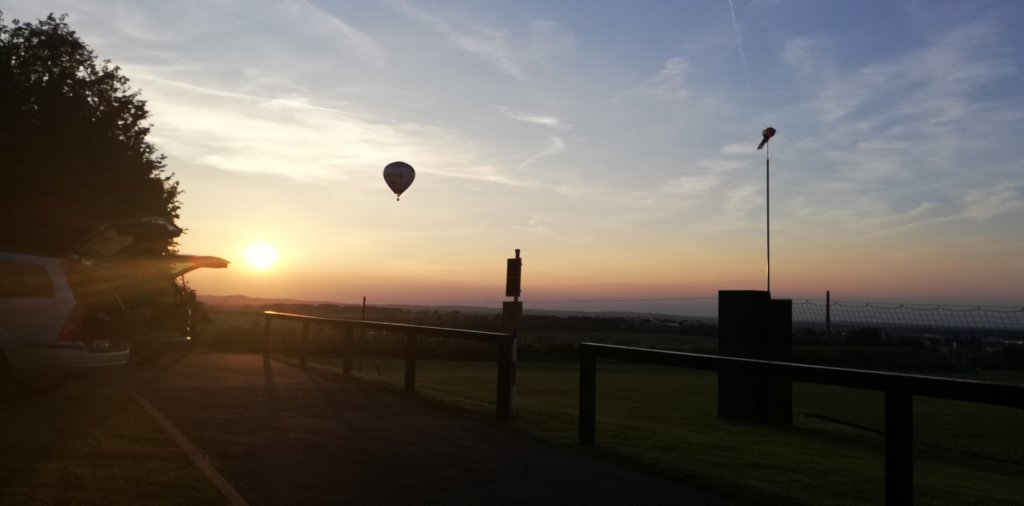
578, 342, 1024, 505
263, 311, 517, 420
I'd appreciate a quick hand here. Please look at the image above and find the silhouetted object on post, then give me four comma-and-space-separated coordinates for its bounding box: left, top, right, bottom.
757, 126, 776, 150
500, 249, 523, 420
717, 290, 792, 424
757, 126, 777, 293
383, 161, 416, 201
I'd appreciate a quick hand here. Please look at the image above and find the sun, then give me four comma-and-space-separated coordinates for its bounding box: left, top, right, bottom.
244, 243, 279, 270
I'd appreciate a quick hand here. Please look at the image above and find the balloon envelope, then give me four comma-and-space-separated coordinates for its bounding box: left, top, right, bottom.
383, 161, 415, 199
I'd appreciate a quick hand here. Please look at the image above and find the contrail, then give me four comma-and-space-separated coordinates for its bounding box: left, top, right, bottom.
726, 0, 749, 74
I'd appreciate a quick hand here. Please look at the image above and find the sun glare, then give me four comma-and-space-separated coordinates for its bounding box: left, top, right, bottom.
245, 243, 279, 270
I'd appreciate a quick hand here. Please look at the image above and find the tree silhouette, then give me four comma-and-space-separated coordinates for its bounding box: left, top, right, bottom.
0, 13, 181, 256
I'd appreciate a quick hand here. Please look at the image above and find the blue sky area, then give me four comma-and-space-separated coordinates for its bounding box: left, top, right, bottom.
4, 1, 1023, 314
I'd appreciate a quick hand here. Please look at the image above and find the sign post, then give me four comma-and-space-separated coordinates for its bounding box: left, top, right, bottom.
499, 249, 522, 420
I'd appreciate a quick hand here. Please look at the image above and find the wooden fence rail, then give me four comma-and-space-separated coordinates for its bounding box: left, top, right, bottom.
578, 342, 1024, 506
263, 310, 517, 420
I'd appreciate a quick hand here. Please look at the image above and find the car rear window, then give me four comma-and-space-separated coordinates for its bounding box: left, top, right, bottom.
0, 260, 55, 298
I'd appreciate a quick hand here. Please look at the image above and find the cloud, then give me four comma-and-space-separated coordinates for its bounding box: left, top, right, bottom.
70, 0, 389, 68
767, 17, 1022, 239
719, 142, 757, 155
963, 184, 1024, 220
499, 106, 570, 129
136, 76, 533, 187
625, 57, 691, 101
663, 174, 722, 197
520, 136, 568, 167
781, 36, 832, 81
388, 1, 574, 80
509, 215, 558, 236
811, 21, 1015, 122
286, 0, 390, 66
724, 0, 749, 73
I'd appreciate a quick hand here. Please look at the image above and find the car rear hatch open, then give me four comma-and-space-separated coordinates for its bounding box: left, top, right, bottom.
72, 217, 184, 262
64, 218, 229, 348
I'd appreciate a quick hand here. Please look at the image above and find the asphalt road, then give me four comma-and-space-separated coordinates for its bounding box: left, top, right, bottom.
138, 351, 738, 505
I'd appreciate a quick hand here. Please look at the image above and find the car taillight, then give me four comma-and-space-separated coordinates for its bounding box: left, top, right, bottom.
58, 304, 86, 341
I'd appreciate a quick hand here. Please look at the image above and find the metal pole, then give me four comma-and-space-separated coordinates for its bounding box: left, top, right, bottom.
360, 296, 366, 372
511, 249, 520, 417
826, 290, 831, 341
766, 142, 771, 296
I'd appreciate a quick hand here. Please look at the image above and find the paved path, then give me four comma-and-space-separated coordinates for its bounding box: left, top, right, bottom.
138, 351, 737, 505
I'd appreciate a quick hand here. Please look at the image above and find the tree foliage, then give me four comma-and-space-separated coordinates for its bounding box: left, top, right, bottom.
0, 13, 181, 256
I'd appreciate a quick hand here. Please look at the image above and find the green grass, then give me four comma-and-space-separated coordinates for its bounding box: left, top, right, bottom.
0, 377, 225, 505
202, 310, 1024, 504
309, 356, 1024, 506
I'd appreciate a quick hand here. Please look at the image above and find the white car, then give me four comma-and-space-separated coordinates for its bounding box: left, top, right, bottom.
0, 218, 227, 391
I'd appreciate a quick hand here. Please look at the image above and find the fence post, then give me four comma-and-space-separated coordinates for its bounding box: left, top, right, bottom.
885, 389, 914, 505
343, 326, 354, 376
263, 314, 272, 356
300, 321, 309, 367
579, 344, 596, 446
497, 335, 515, 421
826, 290, 832, 340
405, 332, 417, 391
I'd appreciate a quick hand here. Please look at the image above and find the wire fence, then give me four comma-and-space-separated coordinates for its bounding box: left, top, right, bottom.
792, 299, 1024, 344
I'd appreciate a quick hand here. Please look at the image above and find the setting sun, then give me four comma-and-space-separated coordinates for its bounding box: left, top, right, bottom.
244, 243, 279, 270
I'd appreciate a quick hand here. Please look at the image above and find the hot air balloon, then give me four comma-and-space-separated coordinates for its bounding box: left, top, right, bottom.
383, 161, 415, 201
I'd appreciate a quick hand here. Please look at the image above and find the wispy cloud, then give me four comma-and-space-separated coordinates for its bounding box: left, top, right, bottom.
626, 57, 691, 100
499, 106, 570, 129
520, 136, 567, 167
287, 0, 390, 66
725, 0, 749, 74
769, 17, 1022, 240
136, 76, 531, 187
811, 21, 1014, 122
387, 1, 574, 80
963, 183, 1024, 220
663, 174, 722, 197
73, 0, 389, 68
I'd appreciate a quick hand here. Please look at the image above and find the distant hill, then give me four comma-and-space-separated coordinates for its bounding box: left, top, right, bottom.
198, 294, 345, 308
198, 294, 716, 323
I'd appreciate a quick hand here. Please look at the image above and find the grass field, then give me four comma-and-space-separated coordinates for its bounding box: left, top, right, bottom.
203, 310, 1024, 505
0, 375, 225, 505
303, 355, 1024, 506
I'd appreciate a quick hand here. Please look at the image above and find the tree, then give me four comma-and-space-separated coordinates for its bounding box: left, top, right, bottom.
0, 13, 181, 256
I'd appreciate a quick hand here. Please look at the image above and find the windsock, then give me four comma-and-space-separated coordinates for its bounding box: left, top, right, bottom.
757, 127, 776, 150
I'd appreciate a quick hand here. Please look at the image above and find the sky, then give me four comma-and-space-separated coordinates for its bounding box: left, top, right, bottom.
5, 0, 1024, 315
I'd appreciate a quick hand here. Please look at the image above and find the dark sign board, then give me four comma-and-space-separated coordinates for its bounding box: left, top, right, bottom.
505, 257, 522, 297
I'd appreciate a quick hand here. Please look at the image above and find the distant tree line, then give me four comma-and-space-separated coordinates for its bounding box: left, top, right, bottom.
202, 305, 1023, 373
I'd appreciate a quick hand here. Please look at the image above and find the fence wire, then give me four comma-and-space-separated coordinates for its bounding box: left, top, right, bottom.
792, 300, 1024, 343
787, 299, 1024, 490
